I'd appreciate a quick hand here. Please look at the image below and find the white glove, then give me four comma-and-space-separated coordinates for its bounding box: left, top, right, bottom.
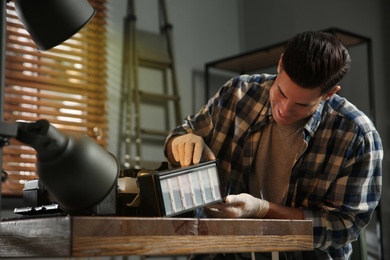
206, 193, 270, 218
171, 133, 215, 166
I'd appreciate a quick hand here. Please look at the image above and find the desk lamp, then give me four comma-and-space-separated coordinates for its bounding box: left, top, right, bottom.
0, 0, 119, 215
16, 120, 119, 212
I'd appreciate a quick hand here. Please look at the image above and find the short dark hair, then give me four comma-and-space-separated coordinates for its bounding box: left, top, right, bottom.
281, 31, 351, 94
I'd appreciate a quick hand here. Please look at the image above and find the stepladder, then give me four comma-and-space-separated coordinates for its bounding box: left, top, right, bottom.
118, 0, 182, 169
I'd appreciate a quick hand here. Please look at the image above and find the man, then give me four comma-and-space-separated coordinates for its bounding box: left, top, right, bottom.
164, 31, 383, 259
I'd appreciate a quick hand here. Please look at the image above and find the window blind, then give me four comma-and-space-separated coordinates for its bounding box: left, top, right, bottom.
2, 0, 108, 196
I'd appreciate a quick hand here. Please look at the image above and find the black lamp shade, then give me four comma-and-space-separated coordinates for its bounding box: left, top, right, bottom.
14, 0, 95, 51
16, 120, 119, 212
36, 132, 119, 212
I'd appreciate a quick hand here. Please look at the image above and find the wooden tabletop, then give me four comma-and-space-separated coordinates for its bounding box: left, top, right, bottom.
0, 216, 313, 257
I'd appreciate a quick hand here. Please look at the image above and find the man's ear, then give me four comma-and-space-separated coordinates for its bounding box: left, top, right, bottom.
323, 85, 341, 101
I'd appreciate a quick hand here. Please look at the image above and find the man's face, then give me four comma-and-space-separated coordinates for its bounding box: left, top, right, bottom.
269, 70, 329, 126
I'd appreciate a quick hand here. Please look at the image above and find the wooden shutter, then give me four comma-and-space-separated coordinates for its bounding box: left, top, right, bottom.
2, 0, 108, 196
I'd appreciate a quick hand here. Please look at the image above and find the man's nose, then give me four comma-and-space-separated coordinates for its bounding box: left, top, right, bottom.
280, 100, 294, 117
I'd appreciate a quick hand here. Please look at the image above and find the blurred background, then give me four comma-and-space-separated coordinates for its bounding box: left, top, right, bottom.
1, 0, 388, 259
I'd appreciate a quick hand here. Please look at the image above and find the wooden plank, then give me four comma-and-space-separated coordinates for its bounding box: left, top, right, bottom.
72, 217, 313, 257
198, 218, 312, 236
72, 217, 199, 236
72, 217, 199, 256
0, 216, 313, 257
0, 216, 71, 257
198, 219, 313, 253
73, 234, 313, 257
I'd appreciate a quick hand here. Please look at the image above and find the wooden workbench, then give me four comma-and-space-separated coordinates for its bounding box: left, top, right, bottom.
0, 216, 313, 257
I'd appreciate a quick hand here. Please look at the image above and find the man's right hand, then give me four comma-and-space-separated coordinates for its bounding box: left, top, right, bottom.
170, 133, 215, 167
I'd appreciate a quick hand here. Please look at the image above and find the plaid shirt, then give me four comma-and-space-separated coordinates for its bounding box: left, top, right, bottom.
166, 74, 383, 259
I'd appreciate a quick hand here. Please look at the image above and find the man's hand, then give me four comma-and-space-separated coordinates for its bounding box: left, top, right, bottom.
170, 133, 215, 166
206, 193, 270, 218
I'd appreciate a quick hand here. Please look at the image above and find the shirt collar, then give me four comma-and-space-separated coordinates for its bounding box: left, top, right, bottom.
303, 100, 325, 137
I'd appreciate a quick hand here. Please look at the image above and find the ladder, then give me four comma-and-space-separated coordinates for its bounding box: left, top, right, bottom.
118, 0, 182, 169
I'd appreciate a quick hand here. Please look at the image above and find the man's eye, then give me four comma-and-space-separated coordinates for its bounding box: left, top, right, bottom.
278, 88, 286, 98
